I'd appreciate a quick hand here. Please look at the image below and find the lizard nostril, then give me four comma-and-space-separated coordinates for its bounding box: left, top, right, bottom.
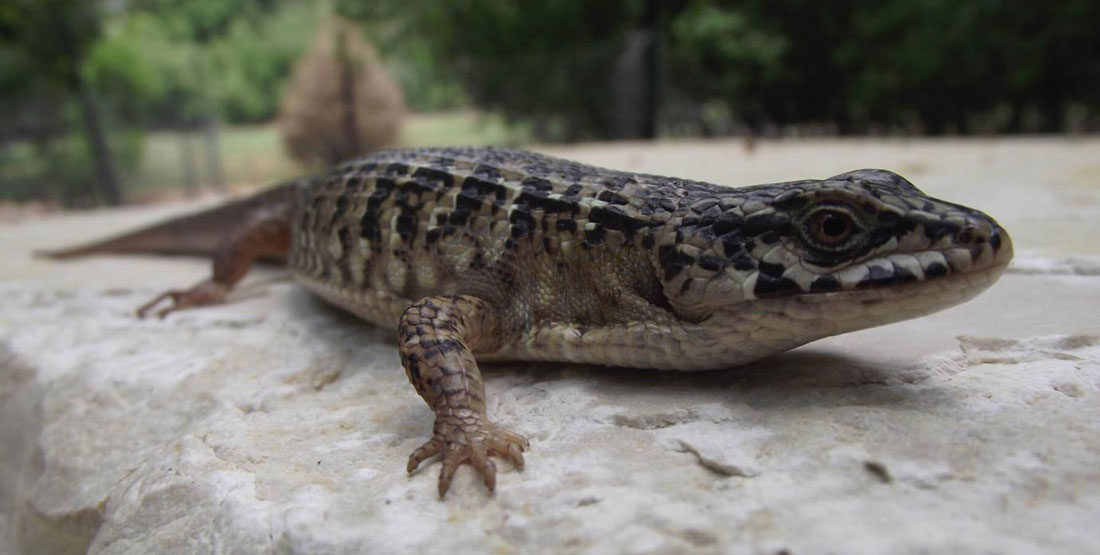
956, 225, 979, 245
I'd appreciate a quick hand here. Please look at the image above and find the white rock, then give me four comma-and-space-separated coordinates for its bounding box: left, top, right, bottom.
2, 138, 1100, 554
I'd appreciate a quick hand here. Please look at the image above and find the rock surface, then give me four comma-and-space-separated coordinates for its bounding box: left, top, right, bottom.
2, 138, 1099, 555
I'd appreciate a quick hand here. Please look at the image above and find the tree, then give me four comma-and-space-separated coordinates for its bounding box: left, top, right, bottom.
335, 0, 662, 141
0, 0, 122, 204
343, 0, 1100, 138
125, 0, 295, 191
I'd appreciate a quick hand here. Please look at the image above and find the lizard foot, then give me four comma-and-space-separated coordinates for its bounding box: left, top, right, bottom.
136, 279, 230, 319
407, 414, 529, 498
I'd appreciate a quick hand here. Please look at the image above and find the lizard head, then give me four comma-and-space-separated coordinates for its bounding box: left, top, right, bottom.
656, 169, 1013, 343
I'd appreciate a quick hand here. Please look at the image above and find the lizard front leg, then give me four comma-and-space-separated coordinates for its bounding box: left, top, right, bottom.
137, 201, 291, 318
399, 295, 528, 497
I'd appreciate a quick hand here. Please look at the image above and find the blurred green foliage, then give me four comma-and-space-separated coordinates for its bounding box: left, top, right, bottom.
84, 2, 323, 126
0, 0, 330, 205
348, 0, 1099, 138
0, 0, 129, 205
0, 126, 143, 205
344, 0, 647, 141
2, 0, 1099, 205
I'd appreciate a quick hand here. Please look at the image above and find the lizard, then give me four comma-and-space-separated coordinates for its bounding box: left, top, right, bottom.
43, 146, 1014, 498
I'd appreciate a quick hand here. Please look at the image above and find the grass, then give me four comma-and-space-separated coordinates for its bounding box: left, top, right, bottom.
129, 111, 531, 199
132, 124, 298, 198
400, 110, 531, 148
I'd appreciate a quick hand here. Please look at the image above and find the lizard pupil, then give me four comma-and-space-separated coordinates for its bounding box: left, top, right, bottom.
821, 214, 848, 237
811, 210, 854, 245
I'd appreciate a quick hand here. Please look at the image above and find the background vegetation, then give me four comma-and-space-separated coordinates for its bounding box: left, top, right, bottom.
1, 0, 1097, 206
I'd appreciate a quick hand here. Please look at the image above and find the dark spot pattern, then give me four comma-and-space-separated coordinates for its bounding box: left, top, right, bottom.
556, 219, 577, 232
811, 274, 840, 292
922, 219, 959, 242
758, 261, 786, 278
289, 146, 1002, 325
925, 262, 949, 277
858, 264, 897, 288
658, 245, 696, 280
386, 163, 411, 177
754, 274, 801, 297
411, 167, 455, 189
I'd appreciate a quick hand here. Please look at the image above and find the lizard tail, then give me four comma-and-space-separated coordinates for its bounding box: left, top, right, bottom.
36, 183, 299, 261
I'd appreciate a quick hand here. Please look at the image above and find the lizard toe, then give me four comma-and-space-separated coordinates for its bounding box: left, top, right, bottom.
410, 418, 528, 498
406, 438, 443, 473
137, 279, 229, 318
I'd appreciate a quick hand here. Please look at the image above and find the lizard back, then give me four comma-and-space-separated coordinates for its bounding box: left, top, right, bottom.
289, 147, 687, 342
288, 146, 1012, 369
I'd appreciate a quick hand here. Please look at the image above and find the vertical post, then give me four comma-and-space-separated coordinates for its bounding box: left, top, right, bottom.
74, 71, 122, 206
202, 114, 225, 190
180, 126, 199, 197
641, 0, 659, 139
191, 49, 225, 192
337, 24, 362, 160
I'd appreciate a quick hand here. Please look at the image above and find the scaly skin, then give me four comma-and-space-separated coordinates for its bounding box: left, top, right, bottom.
67, 147, 1014, 497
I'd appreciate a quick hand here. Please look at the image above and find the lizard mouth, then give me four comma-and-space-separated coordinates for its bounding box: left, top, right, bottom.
750, 219, 1013, 297
777, 224, 1014, 333
826, 222, 1012, 294
719, 223, 1013, 344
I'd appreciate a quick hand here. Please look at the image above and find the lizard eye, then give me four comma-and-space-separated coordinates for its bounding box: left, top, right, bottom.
810, 210, 854, 245
800, 204, 863, 252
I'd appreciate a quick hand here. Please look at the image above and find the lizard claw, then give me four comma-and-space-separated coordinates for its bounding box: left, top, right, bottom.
407, 415, 528, 498
136, 279, 229, 319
